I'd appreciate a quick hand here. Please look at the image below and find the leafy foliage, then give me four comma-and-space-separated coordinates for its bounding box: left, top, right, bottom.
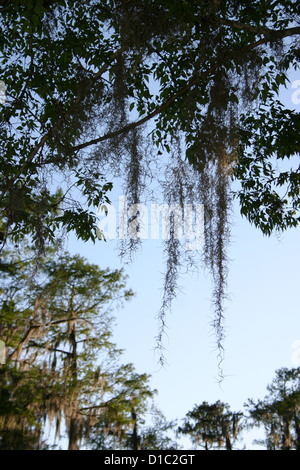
0, 0, 115, 249
236, 99, 300, 235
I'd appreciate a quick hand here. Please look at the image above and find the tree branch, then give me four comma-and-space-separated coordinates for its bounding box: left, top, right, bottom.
69, 37, 270, 153
69, 23, 300, 154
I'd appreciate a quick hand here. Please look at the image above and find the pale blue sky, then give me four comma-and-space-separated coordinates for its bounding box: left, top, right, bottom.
65, 69, 300, 449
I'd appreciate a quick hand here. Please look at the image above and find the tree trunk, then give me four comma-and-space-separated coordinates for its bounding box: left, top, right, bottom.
226, 436, 232, 450
131, 409, 140, 450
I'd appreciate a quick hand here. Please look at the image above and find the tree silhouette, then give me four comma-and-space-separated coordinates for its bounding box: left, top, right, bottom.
178, 401, 243, 450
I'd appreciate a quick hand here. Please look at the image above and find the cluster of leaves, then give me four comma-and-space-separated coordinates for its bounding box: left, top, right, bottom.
236, 99, 300, 235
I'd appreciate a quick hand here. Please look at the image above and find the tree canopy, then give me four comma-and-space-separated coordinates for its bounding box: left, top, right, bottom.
178, 400, 243, 450
1, 0, 299, 369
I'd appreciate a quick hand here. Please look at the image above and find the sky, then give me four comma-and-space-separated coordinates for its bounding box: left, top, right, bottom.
65, 68, 300, 449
